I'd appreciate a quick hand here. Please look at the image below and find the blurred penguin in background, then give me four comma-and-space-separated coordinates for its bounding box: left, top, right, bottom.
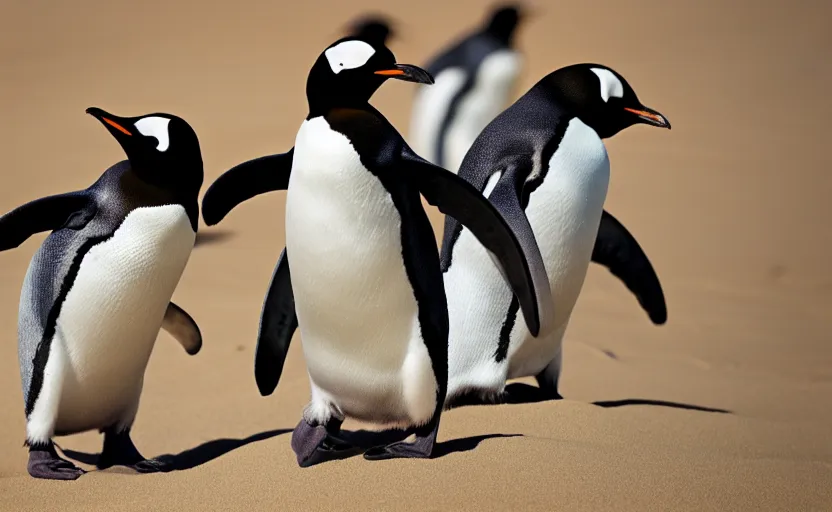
347, 14, 396, 46
409, 3, 530, 173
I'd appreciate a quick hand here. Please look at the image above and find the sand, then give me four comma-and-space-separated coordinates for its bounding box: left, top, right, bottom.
1, 0, 830, 510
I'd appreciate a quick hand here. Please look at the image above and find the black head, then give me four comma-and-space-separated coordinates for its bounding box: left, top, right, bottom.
349, 15, 394, 46
86, 107, 203, 193
306, 36, 434, 116
538, 64, 671, 138
483, 4, 526, 45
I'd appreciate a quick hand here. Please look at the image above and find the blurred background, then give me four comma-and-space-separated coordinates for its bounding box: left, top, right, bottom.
0, 0, 830, 509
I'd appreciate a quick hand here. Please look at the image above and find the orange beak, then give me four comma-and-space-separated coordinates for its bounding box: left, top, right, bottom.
102, 117, 132, 136
624, 107, 671, 129
373, 64, 434, 84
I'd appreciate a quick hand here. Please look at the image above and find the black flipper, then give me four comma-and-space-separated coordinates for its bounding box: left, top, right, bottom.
254, 248, 298, 396
162, 302, 203, 355
482, 159, 555, 337
201, 149, 294, 226
401, 148, 552, 337
592, 210, 667, 325
0, 191, 95, 252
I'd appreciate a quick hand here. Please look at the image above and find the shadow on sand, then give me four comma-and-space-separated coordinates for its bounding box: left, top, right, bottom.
340, 429, 521, 459
472, 383, 732, 414
60, 428, 518, 471
194, 229, 235, 248
60, 428, 292, 472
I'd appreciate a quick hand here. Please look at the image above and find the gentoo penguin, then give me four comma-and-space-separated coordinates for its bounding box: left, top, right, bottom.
409, 4, 528, 173
0, 107, 204, 480
440, 63, 670, 406
200, 36, 552, 467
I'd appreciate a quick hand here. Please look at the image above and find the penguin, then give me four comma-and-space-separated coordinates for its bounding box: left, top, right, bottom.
439, 63, 670, 406
0, 107, 204, 480
409, 4, 528, 174
200, 36, 552, 467
348, 15, 394, 46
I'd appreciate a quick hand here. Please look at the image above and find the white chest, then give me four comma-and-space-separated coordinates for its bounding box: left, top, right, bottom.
526, 117, 610, 312
53, 204, 195, 430
59, 205, 195, 368
284, 118, 423, 395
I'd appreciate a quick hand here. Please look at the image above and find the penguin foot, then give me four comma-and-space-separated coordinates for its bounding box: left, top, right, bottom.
97, 428, 169, 473
130, 457, 173, 473
28, 444, 85, 480
363, 421, 439, 461
291, 418, 362, 468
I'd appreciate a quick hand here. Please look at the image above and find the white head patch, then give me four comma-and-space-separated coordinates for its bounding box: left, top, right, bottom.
324, 40, 376, 74
134, 117, 171, 152
590, 68, 624, 103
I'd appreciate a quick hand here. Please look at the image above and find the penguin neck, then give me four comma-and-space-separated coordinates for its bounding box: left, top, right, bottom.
306, 99, 370, 120
306, 92, 375, 120
127, 159, 203, 200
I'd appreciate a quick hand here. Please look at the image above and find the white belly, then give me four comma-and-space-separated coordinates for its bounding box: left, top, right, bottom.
444, 51, 521, 173
41, 205, 195, 436
286, 118, 437, 425
447, 118, 610, 391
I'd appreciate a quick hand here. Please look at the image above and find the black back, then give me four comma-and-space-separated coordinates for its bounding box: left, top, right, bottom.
440, 84, 569, 268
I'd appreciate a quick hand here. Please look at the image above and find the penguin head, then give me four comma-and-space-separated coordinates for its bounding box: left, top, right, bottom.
349, 15, 395, 46
86, 107, 203, 192
541, 64, 671, 138
484, 4, 527, 44
306, 37, 434, 115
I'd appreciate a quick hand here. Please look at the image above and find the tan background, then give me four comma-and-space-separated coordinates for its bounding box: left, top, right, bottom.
1, 0, 830, 510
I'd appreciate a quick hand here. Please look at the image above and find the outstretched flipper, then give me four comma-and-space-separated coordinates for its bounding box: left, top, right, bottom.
401, 148, 553, 337
592, 210, 667, 325
201, 150, 294, 226
254, 248, 298, 396
0, 191, 96, 252
162, 302, 203, 355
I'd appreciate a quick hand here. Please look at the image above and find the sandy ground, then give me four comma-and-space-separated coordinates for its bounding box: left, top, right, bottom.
1, 0, 831, 510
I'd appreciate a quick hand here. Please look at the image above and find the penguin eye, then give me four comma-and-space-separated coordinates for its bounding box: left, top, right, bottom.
590, 68, 624, 103
134, 117, 171, 152
325, 40, 376, 74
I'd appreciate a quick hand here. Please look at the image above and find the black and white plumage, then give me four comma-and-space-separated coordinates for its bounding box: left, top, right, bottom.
440, 64, 670, 407
409, 4, 527, 173
201, 36, 549, 467
1, 108, 203, 480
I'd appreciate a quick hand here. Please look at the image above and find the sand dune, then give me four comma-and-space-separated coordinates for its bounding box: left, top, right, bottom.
1, 0, 830, 510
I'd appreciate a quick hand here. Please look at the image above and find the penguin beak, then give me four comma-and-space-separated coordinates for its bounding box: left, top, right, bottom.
374, 64, 434, 85
624, 106, 671, 129
86, 107, 134, 137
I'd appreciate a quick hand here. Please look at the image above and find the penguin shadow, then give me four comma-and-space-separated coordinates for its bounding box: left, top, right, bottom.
59, 428, 292, 473
479, 383, 731, 414
338, 428, 522, 459
194, 229, 235, 248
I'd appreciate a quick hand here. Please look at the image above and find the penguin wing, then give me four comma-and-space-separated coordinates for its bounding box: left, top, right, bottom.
162, 302, 203, 355
254, 247, 297, 396
483, 161, 555, 336
592, 210, 667, 325
401, 148, 552, 337
201, 149, 294, 226
0, 191, 96, 252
